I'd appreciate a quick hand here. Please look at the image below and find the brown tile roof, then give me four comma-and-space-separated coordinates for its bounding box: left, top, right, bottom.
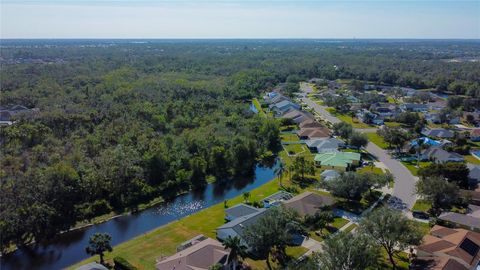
297, 127, 331, 139
417, 225, 480, 268
411, 257, 468, 270
281, 192, 334, 217
156, 237, 229, 270
299, 120, 324, 129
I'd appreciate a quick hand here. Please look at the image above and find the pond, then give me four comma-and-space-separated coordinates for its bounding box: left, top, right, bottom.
1, 161, 279, 270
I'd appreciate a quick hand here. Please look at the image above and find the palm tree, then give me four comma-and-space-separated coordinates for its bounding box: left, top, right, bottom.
223, 236, 247, 270
416, 137, 425, 168
274, 161, 285, 187
85, 233, 112, 265
242, 192, 250, 203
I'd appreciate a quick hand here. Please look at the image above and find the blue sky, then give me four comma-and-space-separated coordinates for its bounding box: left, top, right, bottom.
1, 0, 479, 38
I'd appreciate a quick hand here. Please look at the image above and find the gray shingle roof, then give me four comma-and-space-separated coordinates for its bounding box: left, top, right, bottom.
217, 209, 268, 237
225, 204, 261, 220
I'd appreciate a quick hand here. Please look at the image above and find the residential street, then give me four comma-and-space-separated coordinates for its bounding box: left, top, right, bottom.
299, 83, 418, 210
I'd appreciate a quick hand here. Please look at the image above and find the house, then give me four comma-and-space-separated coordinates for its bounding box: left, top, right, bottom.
281, 192, 334, 217
297, 127, 331, 140
320, 170, 340, 181
468, 164, 480, 186
225, 204, 261, 222
156, 237, 230, 270
411, 256, 468, 270
281, 109, 314, 124
262, 191, 294, 208
416, 225, 480, 269
427, 100, 447, 111
470, 129, 480, 141
370, 103, 399, 118
0, 105, 36, 125
462, 189, 480, 206
299, 120, 324, 129
268, 100, 300, 115
400, 103, 429, 113
314, 152, 361, 171
305, 138, 345, 153
422, 128, 455, 139
265, 94, 288, 105
356, 109, 384, 125
75, 262, 109, 270
438, 205, 480, 232
216, 209, 268, 243
420, 146, 464, 163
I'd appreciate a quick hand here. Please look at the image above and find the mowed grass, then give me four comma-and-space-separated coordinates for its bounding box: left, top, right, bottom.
280, 133, 300, 142
465, 154, 480, 165
325, 107, 373, 128
401, 161, 430, 176
69, 177, 286, 270
365, 133, 389, 149
411, 199, 432, 212
252, 98, 265, 116
357, 166, 384, 175
308, 217, 349, 242
283, 144, 307, 155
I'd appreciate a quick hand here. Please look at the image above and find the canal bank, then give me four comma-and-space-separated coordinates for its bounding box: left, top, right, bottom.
1, 162, 279, 270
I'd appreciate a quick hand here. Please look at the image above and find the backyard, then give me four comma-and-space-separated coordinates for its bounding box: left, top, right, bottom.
365, 132, 389, 149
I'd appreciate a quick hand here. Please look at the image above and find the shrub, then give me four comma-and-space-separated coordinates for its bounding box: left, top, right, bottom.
114, 256, 138, 270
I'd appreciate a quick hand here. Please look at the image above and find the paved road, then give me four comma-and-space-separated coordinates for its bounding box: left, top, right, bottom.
299, 83, 417, 210
300, 83, 341, 124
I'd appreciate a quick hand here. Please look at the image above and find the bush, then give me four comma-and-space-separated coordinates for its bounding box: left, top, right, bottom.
114, 256, 138, 270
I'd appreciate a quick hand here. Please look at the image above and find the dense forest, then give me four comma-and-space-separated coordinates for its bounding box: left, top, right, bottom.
1, 39, 479, 251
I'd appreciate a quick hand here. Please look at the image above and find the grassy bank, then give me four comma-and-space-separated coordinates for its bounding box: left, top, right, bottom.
69, 175, 287, 270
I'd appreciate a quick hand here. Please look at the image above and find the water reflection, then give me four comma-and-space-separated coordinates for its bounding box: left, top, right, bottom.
1, 160, 278, 270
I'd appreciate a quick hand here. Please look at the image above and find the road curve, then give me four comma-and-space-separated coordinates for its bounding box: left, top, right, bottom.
299, 83, 417, 210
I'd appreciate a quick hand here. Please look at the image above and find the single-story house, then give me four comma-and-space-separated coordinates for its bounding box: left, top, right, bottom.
427, 100, 447, 111
468, 164, 480, 186
314, 152, 361, 171
269, 100, 300, 115
281, 192, 334, 217
421, 128, 455, 139
305, 138, 345, 153
225, 203, 261, 222
281, 109, 314, 124
265, 94, 288, 105
438, 205, 480, 232
216, 209, 268, 243
0, 105, 37, 125
470, 129, 480, 141
321, 170, 340, 181
297, 127, 331, 140
400, 103, 429, 113
75, 262, 109, 270
156, 237, 230, 270
299, 120, 324, 129
416, 225, 480, 269
262, 191, 294, 208
420, 146, 464, 163
411, 256, 468, 270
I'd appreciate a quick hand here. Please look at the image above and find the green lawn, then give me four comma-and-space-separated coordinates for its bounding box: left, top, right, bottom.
401, 161, 430, 176
465, 154, 480, 165
369, 250, 410, 270
387, 96, 397, 104
69, 175, 288, 270
326, 107, 374, 129
357, 166, 384, 175
308, 217, 349, 242
252, 98, 265, 116
280, 133, 300, 142
283, 144, 307, 155
384, 121, 402, 127
411, 199, 432, 212
365, 133, 389, 149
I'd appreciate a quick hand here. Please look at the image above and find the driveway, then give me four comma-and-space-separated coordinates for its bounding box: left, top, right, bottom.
299, 83, 418, 210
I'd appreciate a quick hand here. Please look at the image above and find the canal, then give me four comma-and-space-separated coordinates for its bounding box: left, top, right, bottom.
1, 161, 278, 270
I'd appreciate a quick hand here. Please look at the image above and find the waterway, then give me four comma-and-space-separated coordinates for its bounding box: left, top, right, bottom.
1, 161, 278, 270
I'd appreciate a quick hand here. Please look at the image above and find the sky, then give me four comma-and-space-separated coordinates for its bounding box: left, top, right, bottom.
1, 0, 479, 39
